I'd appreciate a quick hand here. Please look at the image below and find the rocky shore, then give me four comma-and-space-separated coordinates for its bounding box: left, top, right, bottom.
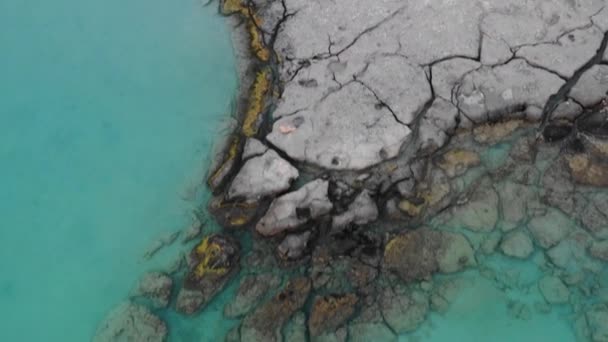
95, 0, 608, 341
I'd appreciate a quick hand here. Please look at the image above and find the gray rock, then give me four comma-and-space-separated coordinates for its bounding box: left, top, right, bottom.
224, 273, 281, 318
546, 232, 602, 274
481, 230, 503, 255
133, 272, 173, 308
570, 65, 608, 107
500, 230, 534, 259
497, 181, 533, 231
449, 181, 499, 232
527, 209, 573, 249
283, 312, 307, 342
586, 304, 608, 342
517, 26, 604, 78
580, 202, 608, 240
357, 55, 432, 124
227, 149, 299, 200
538, 276, 570, 304
456, 59, 564, 122
93, 302, 167, 342
277, 231, 312, 260
416, 98, 460, 153
348, 300, 396, 342
242, 138, 268, 160
256, 179, 333, 236
552, 99, 583, 121
480, 33, 513, 65
332, 190, 378, 229
436, 232, 477, 273
267, 82, 411, 170
432, 58, 481, 100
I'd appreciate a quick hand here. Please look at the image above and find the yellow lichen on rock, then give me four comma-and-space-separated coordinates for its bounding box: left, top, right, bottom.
565, 153, 608, 187
242, 68, 271, 137
192, 237, 228, 279
398, 199, 424, 217
207, 135, 240, 190
221, 0, 270, 62
473, 119, 523, 145
437, 149, 480, 178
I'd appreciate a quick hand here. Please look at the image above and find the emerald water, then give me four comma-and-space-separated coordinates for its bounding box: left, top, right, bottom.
0, 0, 236, 340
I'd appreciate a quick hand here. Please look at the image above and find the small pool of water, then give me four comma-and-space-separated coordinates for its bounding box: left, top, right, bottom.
0, 0, 236, 340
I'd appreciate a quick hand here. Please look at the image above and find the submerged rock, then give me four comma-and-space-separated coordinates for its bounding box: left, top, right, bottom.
584, 304, 608, 342
380, 286, 429, 333
449, 179, 499, 232
565, 153, 608, 187
527, 209, 573, 249
133, 272, 173, 308
538, 276, 570, 304
176, 234, 240, 314
93, 302, 167, 342
256, 179, 333, 236
589, 240, 608, 261
348, 299, 396, 342
308, 293, 358, 336
500, 230, 534, 259
240, 277, 311, 342
384, 229, 475, 282
224, 273, 281, 318
227, 149, 299, 200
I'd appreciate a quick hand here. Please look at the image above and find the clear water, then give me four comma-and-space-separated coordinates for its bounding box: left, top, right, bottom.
0, 0, 236, 340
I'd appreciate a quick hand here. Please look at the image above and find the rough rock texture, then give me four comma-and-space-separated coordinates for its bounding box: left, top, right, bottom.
240, 277, 312, 342
93, 302, 167, 342
133, 272, 173, 308
332, 190, 378, 228
380, 286, 429, 333
437, 149, 480, 178
224, 273, 281, 318
227, 149, 299, 200
527, 209, 573, 249
500, 230, 534, 259
571, 65, 608, 107
242, 138, 268, 160
590, 240, 608, 261
449, 179, 499, 232
308, 294, 358, 336
256, 179, 333, 236
277, 231, 312, 260
176, 234, 240, 314
384, 229, 475, 282
538, 276, 570, 304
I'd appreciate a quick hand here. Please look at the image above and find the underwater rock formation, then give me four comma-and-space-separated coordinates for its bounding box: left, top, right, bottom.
93, 302, 167, 342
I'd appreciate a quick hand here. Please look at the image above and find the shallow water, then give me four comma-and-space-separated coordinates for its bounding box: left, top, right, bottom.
0, 0, 236, 340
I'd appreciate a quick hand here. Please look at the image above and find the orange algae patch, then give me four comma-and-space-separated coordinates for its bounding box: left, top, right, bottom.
192, 237, 228, 279
242, 68, 271, 137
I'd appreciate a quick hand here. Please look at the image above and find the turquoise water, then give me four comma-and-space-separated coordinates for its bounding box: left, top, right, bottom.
0, 0, 236, 340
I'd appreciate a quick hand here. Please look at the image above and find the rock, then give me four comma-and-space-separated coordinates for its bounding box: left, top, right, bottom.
380, 286, 429, 333
182, 220, 202, 244
517, 25, 604, 78
565, 153, 608, 187
242, 138, 268, 159
546, 232, 602, 274
416, 99, 460, 153
176, 234, 240, 314
143, 231, 180, 260
500, 230, 534, 259
224, 273, 281, 318
436, 232, 476, 273
541, 158, 576, 215
256, 179, 333, 236
508, 301, 532, 321
241, 277, 311, 342
586, 304, 608, 342
308, 294, 358, 336
481, 230, 503, 255
580, 202, 608, 240
396, 178, 415, 198
498, 181, 534, 230
527, 209, 573, 249
348, 299, 396, 342
383, 229, 441, 282
227, 149, 299, 200
570, 65, 608, 107
436, 149, 480, 178
480, 34, 512, 65
225, 325, 240, 342
432, 58, 481, 100
267, 82, 412, 170
538, 276, 570, 304
332, 190, 378, 228
589, 240, 608, 261
133, 272, 173, 308
208, 197, 259, 229
312, 328, 347, 342
473, 120, 524, 145
384, 229, 474, 281
277, 231, 312, 260
93, 302, 167, 342
449, 180, 499, 232
456, 59, 563, 122
430, 278, 469, 313
283, 312, 307, 342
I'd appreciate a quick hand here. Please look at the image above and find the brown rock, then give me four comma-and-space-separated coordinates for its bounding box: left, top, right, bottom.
383, 229, 441, 282
473, 120, 523, 145
565, 153, 608, 187
437, 149, 480, 178
309, 294, 359, 336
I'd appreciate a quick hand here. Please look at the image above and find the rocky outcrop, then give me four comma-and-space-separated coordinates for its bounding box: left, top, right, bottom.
227, 149, 299, 200
332, 190, 378, 229
240, 277, 312, 342
256, 179, 333, 236
176, 234, 240, 314
224, 273, 281, 318
277, 231, 312, 260
132, 272, 173, 308
93, 302, 167, 342
308, 294, 358, 336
